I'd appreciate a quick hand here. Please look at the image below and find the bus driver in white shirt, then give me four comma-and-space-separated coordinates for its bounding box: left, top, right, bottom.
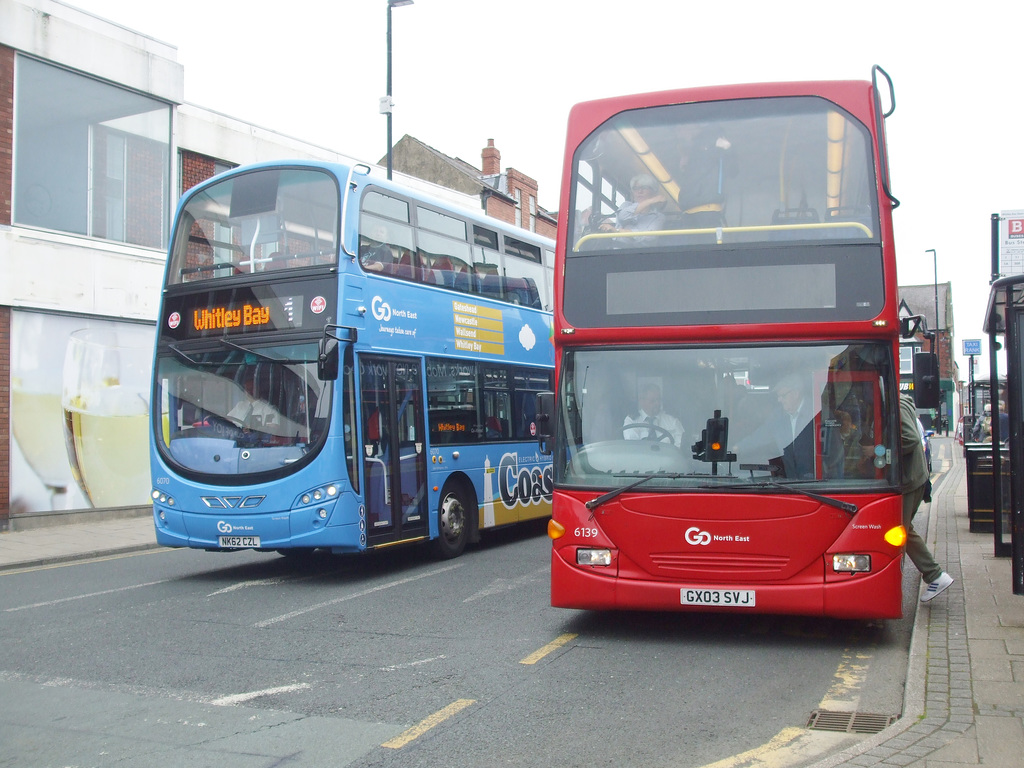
623, 383, 685, 447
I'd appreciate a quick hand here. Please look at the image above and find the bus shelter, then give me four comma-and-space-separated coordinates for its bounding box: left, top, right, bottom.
982, 275, 1024, 594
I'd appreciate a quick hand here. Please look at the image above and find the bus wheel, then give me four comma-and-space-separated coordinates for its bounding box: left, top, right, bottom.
434, 484, 471, 559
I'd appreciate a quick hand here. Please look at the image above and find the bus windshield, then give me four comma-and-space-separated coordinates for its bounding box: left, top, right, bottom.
559, 341, 897, 490
569, 96, 878, 251
154, 341, 334, 478
168, 168, 339, 284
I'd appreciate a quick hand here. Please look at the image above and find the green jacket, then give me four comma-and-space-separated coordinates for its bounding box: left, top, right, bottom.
900, 393, 929, 493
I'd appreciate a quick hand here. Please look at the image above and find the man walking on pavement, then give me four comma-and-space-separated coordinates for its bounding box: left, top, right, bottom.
899, 392, 953, 602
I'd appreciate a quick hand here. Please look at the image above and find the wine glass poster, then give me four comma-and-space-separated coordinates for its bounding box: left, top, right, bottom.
10, 310, 155, 514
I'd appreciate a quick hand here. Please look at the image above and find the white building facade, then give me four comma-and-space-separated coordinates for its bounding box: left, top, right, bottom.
0, 0, 420, 524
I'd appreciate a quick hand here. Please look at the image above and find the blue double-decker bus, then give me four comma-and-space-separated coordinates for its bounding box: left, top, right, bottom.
150, 161, 554, 559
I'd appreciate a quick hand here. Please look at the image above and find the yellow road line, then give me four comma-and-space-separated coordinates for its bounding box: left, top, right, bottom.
694, 727, 805, 768
381, 698, 476, 749
818, 646, 870, 710
519, 632, 578, 665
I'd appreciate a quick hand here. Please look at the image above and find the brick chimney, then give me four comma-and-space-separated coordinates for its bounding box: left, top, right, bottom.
482, 139, 500, 176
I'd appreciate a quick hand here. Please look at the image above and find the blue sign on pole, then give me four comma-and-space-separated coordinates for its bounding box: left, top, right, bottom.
963, 339, 982, 356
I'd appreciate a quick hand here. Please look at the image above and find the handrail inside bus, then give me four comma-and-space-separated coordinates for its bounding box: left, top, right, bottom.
572, 220, 874, 251
341, 163, 373, 259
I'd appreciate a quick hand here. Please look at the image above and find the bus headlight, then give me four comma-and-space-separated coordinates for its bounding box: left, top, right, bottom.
297, 483, 343, 508
833, 554, 871, 573
151, 489, 174, 506
577, 548, 612, 566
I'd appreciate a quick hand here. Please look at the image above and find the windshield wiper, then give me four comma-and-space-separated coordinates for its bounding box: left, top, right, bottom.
222, 339, 283, 362
763, 479, 858, 516
220, 339, 309, 365
167, 342, 201, 365
705, 477, 858, 516
586, 473, 687, 512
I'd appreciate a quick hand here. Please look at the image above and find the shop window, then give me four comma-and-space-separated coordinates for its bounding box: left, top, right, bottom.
13, 56, 171, 249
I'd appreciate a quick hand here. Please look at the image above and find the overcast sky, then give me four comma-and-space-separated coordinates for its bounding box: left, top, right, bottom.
67, 0, 1024, 385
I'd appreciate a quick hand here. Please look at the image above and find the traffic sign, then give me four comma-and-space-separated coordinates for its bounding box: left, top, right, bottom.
963, 339, 982, 356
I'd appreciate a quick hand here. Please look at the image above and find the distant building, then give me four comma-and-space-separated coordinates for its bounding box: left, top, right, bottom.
0, 0, 555, 526
898, 282, 958, 431
387, 136, 557, 240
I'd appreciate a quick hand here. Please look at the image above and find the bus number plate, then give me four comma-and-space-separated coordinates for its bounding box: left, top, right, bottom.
219, 535, 260, 549
680, 588, 755, 607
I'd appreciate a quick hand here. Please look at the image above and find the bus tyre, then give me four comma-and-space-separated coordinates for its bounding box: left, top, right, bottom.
433, 484, 472, 559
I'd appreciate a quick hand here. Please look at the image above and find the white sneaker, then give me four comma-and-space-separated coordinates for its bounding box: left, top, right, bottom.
921, 572, 953, 602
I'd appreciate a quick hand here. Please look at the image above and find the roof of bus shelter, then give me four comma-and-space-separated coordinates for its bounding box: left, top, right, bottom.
983, 274, 1024, 337
982, 274, 1023, 405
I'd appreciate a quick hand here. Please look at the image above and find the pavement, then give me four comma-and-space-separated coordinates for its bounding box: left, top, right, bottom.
0, 437, 1021, 768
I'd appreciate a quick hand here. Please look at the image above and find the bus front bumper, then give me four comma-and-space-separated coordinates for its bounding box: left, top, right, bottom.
550, 548, 904, 619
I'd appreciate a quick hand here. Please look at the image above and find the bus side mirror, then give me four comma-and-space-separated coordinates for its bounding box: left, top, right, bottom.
536, 391, 554, 455
318, 336, 339, 381
913, 352, 940, 409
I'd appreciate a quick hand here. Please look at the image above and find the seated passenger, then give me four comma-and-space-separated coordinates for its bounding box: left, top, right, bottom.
360, 222, 395, 273
598, 174, 667, 244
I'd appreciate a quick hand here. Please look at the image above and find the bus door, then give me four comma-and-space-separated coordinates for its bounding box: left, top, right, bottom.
360, 355, 428, 543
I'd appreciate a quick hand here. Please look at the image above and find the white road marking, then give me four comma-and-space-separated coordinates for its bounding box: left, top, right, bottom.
463, 567, 547, 603
254, 563, 464, 627
4, 580, 171, 612
210, 683, 311, 706
207, 578, 287, 596
381, 655, 447, 672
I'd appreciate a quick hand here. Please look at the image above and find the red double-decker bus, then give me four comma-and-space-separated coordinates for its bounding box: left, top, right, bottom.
538, 68, 911, 618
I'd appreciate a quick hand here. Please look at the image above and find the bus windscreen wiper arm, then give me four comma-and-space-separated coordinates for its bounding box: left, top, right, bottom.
586, 473, 686, 512
700, 478, 858, 516
220, 339, 308, 364
763, 479, 858, 516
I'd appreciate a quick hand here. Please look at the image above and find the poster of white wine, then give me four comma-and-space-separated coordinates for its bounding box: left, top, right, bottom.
10, 310, 155, 514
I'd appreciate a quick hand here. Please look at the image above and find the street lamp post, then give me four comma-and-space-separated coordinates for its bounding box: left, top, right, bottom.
384, 0, 414, 180
926, 247, 942, 431
925, 248, 939, 347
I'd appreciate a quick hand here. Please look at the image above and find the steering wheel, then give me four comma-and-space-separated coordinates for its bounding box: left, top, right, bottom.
584, 212, 615, 235
622, 422, 675, 445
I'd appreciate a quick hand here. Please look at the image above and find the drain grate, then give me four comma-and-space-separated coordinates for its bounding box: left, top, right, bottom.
807, 709, 897, 734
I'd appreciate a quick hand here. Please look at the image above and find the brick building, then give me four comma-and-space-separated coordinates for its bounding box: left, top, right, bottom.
899, 282, 958, 431
387, 135, 557, 239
